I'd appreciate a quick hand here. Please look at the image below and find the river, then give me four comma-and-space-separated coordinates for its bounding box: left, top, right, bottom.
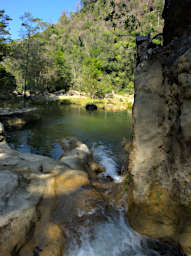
6, 105, 173, 256
7, 104, 132, 181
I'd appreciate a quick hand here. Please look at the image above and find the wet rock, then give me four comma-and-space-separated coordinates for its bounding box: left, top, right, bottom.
143, 239, 186, 256
59, 136, 92, 170
85, 104, 97, 111
88, 160, 106, 175
59, 136, 106, 179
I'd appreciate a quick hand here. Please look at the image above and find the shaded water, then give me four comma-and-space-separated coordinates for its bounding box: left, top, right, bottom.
7, 105, 132, 180
65, 211, 160, 256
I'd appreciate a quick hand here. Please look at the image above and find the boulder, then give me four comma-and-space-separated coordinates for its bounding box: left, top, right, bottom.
59, 136, 104, 178
85, 104, 97, 111
59, 136, 92, 170
0, 144, 53, 255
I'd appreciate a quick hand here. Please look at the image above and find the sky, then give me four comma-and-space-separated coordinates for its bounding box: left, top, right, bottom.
1, 0, 79, 39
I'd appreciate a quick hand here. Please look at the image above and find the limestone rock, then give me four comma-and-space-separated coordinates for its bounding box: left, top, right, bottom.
0, 126, 119, 255
127, 1, 191, 253
0, 107, 41, 129
59, 136, 92, 171
0, 123, 64, 255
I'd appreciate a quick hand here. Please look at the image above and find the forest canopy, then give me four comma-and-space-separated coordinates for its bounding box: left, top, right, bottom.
0, 0, 164, 98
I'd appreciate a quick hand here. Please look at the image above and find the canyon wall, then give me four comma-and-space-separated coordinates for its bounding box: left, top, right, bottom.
127, 0, 191, 254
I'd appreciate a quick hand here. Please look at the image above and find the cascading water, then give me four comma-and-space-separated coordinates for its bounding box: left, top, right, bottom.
92, 142, 123, 183
65, 143, 161, 256
65, 211, 160, 256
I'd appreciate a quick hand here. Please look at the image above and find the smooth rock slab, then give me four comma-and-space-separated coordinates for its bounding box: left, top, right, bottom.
0, 107, 37, 117
0, 170, 18, 199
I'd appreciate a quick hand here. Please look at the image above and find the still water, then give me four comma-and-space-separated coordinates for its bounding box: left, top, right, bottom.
7, 105, 132, 180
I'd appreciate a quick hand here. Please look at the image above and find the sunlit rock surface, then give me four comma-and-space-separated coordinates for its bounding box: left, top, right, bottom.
127, 0, 191, 254
0, 124, 126, 255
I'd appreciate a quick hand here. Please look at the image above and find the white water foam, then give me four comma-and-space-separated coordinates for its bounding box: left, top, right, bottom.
64, 143, 161, 256
92, 143, 123, 183
65, 212, 160, 256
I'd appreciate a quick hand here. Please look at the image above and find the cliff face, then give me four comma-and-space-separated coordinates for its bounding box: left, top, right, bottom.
127, 0, 191, 254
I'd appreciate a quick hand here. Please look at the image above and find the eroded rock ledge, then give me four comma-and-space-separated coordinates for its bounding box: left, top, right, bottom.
127, 0, 191, 254
0, 107, 41, 129
0, 123, 125, 256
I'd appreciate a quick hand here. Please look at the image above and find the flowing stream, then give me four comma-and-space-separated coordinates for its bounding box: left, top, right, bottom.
6, 105, 173, 255
65, 211, 160, 256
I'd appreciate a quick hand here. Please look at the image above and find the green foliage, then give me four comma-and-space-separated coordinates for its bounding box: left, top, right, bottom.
2, 0, 164, 97
0, 10, 11, 43
0, 64, 16, 92
47, 50, 72, 92
80, 56, 115, 98
0, 10, 14, 94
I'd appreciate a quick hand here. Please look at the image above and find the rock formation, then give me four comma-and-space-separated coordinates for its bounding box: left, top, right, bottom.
0, 123, 124, 255
127, 0, 191, 254
0, 107, 41, 129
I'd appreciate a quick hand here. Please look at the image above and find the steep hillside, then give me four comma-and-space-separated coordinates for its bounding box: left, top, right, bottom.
2, 0, 164, 97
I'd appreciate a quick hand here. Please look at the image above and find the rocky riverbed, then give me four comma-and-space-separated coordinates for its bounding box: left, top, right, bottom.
0, 122, 128, 255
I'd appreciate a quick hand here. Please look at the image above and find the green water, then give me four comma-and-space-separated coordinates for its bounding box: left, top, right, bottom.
7, 105, 132, 173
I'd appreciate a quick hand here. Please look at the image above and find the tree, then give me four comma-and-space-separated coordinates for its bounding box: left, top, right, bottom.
81, 56, 113, 98
20, 12, 47, 101
0, 10, 11, 43
2, 0, 165, 99
0, 10, 11, 61
0, 10, 15, 96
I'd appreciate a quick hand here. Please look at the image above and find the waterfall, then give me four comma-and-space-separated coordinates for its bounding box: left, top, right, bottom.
92, 142, 123, 183
65, 211, 160, 256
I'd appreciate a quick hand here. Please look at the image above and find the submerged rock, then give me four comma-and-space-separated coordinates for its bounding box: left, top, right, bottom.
0, 107, 41, 129
85, 104, 97, 111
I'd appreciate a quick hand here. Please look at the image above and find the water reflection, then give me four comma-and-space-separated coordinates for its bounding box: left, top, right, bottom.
7, 105, 132, 173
